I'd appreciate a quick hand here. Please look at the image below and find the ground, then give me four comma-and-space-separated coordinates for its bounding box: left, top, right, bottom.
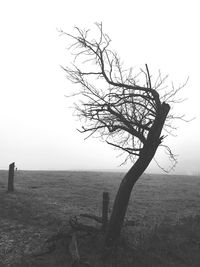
0, 170, 200, 266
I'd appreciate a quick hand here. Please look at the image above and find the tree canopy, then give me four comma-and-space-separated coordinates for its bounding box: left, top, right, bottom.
61, 22, 187, 170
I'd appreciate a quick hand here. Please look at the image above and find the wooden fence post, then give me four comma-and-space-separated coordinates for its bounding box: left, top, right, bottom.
102, 192, 109, 232
8, 162, 15, 192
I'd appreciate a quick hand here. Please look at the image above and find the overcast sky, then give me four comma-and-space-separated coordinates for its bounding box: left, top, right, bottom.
0, 0, 199, 174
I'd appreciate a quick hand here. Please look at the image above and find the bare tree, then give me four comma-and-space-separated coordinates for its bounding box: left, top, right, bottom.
61, 23, 186, 248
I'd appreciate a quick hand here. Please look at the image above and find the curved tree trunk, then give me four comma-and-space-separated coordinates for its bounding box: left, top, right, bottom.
104, 148, 157, 247
104, 102, 170, 248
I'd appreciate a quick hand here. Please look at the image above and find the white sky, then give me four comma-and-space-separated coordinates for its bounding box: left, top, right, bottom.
0, 0, 199, 174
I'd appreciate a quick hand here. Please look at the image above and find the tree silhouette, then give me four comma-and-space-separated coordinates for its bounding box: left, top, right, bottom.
61, 23, 186, 248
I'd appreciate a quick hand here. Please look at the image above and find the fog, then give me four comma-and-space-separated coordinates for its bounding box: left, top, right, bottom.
0, 0, 199, 175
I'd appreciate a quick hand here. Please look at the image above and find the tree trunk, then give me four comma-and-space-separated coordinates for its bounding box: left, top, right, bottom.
104, 102, 170, 248
104, 150, 156, 247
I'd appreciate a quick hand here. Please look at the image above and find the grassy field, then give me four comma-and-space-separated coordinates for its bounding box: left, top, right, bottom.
0, 170, 200, 266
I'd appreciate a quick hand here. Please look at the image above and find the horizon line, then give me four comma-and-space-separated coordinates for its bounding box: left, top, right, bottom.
0, 168, 198, 176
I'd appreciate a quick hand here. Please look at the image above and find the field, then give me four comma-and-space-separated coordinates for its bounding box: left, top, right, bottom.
0, 170, 200, 266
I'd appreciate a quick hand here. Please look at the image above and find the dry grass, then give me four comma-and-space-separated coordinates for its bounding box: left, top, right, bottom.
0, 170, 200, 266
131, 215, 200, 267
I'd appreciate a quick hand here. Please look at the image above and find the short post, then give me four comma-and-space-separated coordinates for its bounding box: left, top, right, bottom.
8, 162, 15, 192
102, 192, 109, 232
